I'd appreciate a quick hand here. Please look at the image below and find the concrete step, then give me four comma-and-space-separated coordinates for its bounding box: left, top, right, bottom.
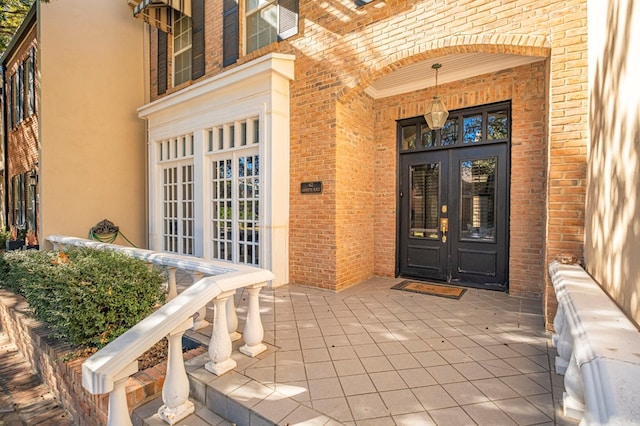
133, 336, 338, 426
132, 397, 233, 426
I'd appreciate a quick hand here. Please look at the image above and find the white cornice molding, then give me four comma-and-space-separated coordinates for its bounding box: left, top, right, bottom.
138, 53, 295, 119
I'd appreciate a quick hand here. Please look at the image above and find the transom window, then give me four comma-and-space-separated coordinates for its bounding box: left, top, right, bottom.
245, 0, 278, 54
399, 102, 510, 152
173, 10, 192, 86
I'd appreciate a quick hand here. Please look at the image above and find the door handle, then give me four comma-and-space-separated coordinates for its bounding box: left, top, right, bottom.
440, 218, 448, 242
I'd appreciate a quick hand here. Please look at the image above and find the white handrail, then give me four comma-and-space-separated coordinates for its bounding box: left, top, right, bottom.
46, 235, 275, 425
81, 270, 271, 394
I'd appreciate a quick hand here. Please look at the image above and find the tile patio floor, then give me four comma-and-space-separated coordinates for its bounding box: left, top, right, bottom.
179, 275, 579, 426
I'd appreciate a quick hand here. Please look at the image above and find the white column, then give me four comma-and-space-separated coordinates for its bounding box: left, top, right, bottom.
166, 267, 178, 300
239, 283, 267, 357
227, 293, 241, 342
205, 290, 237, 375
158, 318, 195, 424
190, 272, 210, 330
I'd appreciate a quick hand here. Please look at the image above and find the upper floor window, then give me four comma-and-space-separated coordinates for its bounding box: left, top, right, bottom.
245, 0, 277, 53
173, 10, 192, 86
242, 0, 299, 56
27, 49, 35, 115
7, 49, 36, 129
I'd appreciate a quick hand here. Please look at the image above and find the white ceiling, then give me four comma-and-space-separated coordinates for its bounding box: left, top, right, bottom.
364, 52, 546, 99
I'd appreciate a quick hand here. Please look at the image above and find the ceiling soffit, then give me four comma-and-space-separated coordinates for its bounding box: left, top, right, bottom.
364, 52, 546, 99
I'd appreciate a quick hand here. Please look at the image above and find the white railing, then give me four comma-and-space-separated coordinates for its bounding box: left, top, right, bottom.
549, 261, 640, 425
46, 236, 274, 426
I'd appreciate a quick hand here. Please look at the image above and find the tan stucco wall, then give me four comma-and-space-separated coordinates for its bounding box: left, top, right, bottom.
38, 0, 147, 247
584, 0, 640, 327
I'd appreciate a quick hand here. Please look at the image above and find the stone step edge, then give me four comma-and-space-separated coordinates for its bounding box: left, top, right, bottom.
186, 351, 334, 425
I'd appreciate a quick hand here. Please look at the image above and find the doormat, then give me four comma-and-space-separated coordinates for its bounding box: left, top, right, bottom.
391, 280, 466, 300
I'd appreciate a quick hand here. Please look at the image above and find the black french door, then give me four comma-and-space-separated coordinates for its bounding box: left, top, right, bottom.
397, 102, 510, 291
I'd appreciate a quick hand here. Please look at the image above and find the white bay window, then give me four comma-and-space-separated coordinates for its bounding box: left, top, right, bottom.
141, 54, 294, 286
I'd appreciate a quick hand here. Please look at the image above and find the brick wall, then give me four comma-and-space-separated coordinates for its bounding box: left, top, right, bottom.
4, 25, 39, 180
146, 0, 589, 325
0, 289, 205, 426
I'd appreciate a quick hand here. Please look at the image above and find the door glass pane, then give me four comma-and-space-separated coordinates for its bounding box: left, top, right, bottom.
402, 126, 417, 150
440, 118, 458, 146
487, 110, 508, 140
463, 114, 482, 143
460, 158, 496, 241
411, 163, 440, 239
421, 124, 435, 148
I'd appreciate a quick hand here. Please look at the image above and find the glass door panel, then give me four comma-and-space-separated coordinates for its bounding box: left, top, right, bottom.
459, 158, 496, 241
410, 163, 440, 239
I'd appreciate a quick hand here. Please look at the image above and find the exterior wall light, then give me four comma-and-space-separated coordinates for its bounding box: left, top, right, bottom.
424, 63, 449, 130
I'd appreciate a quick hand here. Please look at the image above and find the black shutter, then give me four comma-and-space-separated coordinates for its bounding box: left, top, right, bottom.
157, 28, 168, 95
278, 0, 299, 40
222, 0, 239, 67
191, 0, 205, 79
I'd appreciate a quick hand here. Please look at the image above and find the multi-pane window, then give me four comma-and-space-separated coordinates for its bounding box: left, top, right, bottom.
27, 49, 35, 115
6, 50, 36, 129
211, 159, 233, 261
245, 0, 278, 54
16, 63, 24, 124
399, 104, 510, 152
158, 135, 195, 255
8, 75, 14, 128
237, 154, 260, 264
209, 118, 260, 265
12, 174, 26, 227
173, 10, 192, 86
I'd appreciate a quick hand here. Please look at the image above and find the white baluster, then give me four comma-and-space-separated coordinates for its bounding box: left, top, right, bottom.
562, 351, 585, 421
555, 316, 573, 375
227, 293, 241, 342
552, 304, 565, 347
205, 291, 237, 375
190, 272, 210, 330
158, 318, 195, 424
106, 362, 138, 426
240, 283, 267, 357
166, 267, 178, 300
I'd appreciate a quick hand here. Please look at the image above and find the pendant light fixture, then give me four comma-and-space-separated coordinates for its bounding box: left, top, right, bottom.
424, 63, 449, 130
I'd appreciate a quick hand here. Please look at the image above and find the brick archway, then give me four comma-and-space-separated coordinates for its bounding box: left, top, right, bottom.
336, 34, 550, 105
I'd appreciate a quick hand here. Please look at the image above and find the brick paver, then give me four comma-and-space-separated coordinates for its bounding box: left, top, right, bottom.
0, 328, 73, 425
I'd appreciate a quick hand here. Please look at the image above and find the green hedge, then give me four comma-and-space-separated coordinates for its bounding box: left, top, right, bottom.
0, 248, 166, 348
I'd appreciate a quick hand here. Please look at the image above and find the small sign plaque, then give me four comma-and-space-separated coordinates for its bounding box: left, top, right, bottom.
301, 181, 322, 194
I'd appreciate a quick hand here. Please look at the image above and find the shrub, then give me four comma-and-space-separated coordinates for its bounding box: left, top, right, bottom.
0, 248, 166, 348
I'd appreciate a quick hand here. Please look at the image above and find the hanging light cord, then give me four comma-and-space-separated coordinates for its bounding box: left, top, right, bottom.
433, 63, 442, 98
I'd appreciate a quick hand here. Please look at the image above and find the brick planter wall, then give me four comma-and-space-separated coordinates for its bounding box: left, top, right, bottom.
0, 289, 205, 426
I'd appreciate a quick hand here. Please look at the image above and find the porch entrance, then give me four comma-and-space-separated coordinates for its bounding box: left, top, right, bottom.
397, 102, 510, 291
